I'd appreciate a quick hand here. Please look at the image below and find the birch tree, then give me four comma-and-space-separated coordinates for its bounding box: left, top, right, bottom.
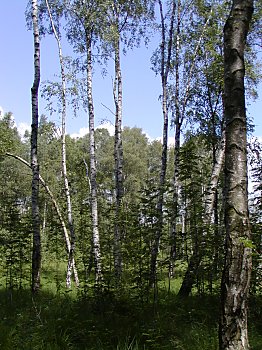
168, 0, 181, 278
65, 0, 104, 283
44, 0, 79, 288
31, 0, 41, 293
103, 0, 154, 283
108, 0, 125, 282
87, 36, 103, 284
219, 0, 253, 348
150, 0, 176, 287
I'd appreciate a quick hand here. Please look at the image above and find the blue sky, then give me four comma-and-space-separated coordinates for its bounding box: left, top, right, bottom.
0, 1, 261, 141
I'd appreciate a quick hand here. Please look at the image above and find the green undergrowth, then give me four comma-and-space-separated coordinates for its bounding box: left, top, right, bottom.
0, 287, 261, 350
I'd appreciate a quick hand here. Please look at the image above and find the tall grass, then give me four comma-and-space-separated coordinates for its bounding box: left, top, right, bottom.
0, 260, 261, 350
0, 286, 261, 350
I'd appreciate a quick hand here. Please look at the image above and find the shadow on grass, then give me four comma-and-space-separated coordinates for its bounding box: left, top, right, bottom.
0, 287, 261, 350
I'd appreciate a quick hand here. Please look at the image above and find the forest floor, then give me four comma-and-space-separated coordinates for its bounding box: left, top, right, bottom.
0, 283, 261, 350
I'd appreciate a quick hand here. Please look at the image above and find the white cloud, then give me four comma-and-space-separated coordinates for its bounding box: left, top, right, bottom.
152, 135, 175, 147
96, 121, 115, 136
71, 127, 89, 139
0, 107, 30, 140
168, 136, 175, 147
249, 135, 262, 144
71, 121, 115, 139
17, 122, 30, 138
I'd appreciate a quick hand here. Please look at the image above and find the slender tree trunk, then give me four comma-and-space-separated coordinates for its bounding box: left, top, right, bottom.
169, 0, 181, 279
219, 1, 253, 349
204, 131, 225, 221
31, 0, 41, 293
42, 201, 47, 235
86, 35, 102, 284
5, 152, 79, 286
208, 90, 223, 288
45, 0, 76, 289
150, 0, 176, 287
169, 121, 181, 278
113, 28, 124, 282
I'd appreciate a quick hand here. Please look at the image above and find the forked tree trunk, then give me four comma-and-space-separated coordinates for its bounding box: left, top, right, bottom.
31, 0, 41, 293
169, 0, 181, 279
86, 35, 102, 283
219, 1, 253, 349
45, 0, 77, 289
150, 0, 176, 287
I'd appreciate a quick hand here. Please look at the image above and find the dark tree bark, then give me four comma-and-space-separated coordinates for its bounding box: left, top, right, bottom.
31, 0, 41, 293
219, 0, 253, 349
169, 0, 181, 280
150, 0, 176, 287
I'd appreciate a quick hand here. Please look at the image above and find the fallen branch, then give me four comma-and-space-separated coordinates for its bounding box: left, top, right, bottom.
5, 152, 79, 287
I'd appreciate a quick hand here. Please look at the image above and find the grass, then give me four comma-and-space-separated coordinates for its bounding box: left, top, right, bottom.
0, 259, 261, 350
0, 284, 261, 350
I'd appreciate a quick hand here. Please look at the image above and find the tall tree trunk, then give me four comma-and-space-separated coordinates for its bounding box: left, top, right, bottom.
86, 35, 102, 284
219, 1, 253, 349
169, 0, 181, 279
113, 27, 124, 283
45, 0, 77, 289
150, 0, 176, 287
31, 0, 41, 294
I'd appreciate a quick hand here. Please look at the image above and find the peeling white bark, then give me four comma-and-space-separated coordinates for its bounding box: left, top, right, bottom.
219, 1, 253, 349
31, 0, 41, 293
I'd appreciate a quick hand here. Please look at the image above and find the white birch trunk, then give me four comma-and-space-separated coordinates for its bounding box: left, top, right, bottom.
113, 27, 124, 282
87, 36, 102, 283
204, 131, 225, 223
45, 0, 77, 289
31, 0, 41, 293
219, 0, 253, 348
